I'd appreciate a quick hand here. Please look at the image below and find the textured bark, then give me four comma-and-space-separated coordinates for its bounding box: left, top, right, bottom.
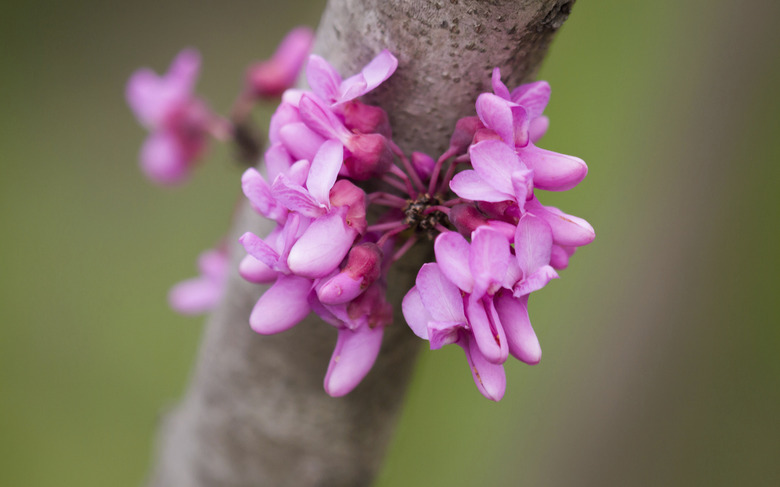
147, 1, 574, 486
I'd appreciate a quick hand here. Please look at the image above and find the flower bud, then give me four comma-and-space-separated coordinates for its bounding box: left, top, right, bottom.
330, 179, 368, 234
449, 204, 487, 237
449, 116, 483, 154
411, 151, 435, 180
342, 100, 391, 137
317, 243, 383, 304
342, 133, 394, 180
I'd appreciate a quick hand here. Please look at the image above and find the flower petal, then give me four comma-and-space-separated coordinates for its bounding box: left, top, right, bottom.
238, 254, 278, 284
526, 198, 596, 247
491, 67, 511, 100
465, 296, 508, 365
287, 209, 357, 278
520, 144, 588, 191
402, 286, 432, 340
306, 55, 343, 103
450, 170, 513, 203
434, 231, 474, 293
529, 115, 549, 143
306, 140, 343, 206
239, 232, 280, 269
495, 292, 541, 364
469, 227, 510, 296
249, 274, 312, 334
271, 174, 323, 217
428, 321, 463, 350
510, 80, 550, 119
514, 213, 553, 275
459, 334, 506, 401
140, 131, 188, 185
324, 325, 384, 397
168, 276, 221, 315
278, 122, 325, 161
338, 50, 398, 103
475, 93, 516, 146
469, 140, 522, 196
416, 263, 467, 323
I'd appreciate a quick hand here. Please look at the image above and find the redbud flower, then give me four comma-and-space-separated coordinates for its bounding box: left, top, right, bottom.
246, 27, 314, 98
169, 246, 229, 315
126, 49, 219, 185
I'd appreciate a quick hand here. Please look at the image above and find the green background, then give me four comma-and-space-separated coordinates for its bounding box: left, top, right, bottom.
1, 0, 778, 485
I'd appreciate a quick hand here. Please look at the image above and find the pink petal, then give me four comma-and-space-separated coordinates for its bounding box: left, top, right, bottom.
529, 115, 549, 143
306, 55, 343, 103
402, 286, 432, 340
268, 101, 302, 144
298, 94, 350, 141
264, 143, 294, 181
428, 321, 463, 350
514, 213, 553, 275
140, 131, 189, 185
242, 168, 286, 221
519, 144, 587, 191
526, 198, 595, 247
416, 263, 467, 323
465, 296, 508, 365
271, 175, 324, 217
168, 277, 221, 315
338, 50, 398, 103
434, 231, 474, 293
278, 122, 325, 161
459, 334, 506, 401
249, 274, 312, 334
306, 140, 343, 206
491, 67, 511, 100
238, 254, 278, 284
513, 265, 558, 296
550, 244, 576, 270
469, 140, 522, 196
494, 292, 541, 365
475, 93, 516, 147
239, 232, 280, 269
510, 80, 550, 119
287, 209, 357, 278
324, 325, 384, 397
450, 170, 513, 203
469, 227, 510, 296
167, 49, 201, 95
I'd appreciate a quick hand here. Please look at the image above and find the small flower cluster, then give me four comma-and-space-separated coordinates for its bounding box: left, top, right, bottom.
127, 28, 594, 401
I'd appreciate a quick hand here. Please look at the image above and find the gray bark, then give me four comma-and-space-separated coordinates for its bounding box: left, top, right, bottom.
147, 1, 574, 486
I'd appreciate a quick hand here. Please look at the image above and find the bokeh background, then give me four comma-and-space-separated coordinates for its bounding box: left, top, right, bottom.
2, 0, 779, 485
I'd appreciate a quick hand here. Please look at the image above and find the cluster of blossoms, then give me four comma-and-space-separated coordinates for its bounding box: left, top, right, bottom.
127, 28, 594, 401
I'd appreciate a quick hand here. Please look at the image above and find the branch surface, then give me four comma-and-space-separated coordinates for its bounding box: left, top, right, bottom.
147, 1, 574, 486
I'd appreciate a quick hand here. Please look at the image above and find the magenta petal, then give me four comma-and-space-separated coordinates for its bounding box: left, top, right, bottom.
514, 265, 558, 296
264, 143, 294, 181
287, 210, 357, 278
416, 263, 467, 323
338, 50, 398, 103
529, 116, 549, 143
271, 175, 323, 217
475, 93, 516, 146
239, 254, 278, 284
469, 227, 510, 296
434, 231, 474, 293
242, 168, 285, 221
515, 213, 553, 275
306, 140, 343, 206
298, 94, 350, 140
306, 55, 343, 103
168, 277, 221, 315
520, 144, 588, 191
317, 272, 364, 305
460, 335, 506, 401
140, 131, 188, 185
491, 67, 511, 100
495, 292, 541, 364
278, 122, 325, 161
469, 140, 521, 196
249, 274, 312, 334
402, 286, 432, 340
550, 244, 576, 270
527, 199, 595, 247
239, 232, 280, 269
268, 102, 302, 144
428, 321, 463, 350
510, 80, 550, 119
324, 325, 383, 397
465, 296, 507, 365
450, 170, 513, 203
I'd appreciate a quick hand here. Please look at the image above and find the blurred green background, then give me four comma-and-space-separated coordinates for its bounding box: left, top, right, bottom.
1, 0, 778, 485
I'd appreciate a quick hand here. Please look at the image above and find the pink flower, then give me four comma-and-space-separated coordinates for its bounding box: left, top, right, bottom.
127, 49, 219, 185
306, 50, 398, 106
246, 27, 314, 98
169, 246, 229, 315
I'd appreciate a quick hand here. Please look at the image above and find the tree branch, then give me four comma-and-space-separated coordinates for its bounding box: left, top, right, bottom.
147, 1, 574, 485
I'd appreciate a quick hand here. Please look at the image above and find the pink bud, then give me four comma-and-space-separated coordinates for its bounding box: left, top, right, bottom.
330, 179, 368, 234
477, 200, 519, 222
449, 204, 488, 237
411, 152, 435, 180
472, 127, 503, 144
342, 133, 394, 180
317, 243, 383, 304
246, 27, 314, 98
342, 100, 391, 137
449, 116, 483, 154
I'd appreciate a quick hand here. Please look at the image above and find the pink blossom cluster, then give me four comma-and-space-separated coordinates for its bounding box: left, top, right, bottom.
127, 28, 594, 401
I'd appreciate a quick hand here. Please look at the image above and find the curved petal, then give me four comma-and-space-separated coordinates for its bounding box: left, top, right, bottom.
268, 101, 302, 144
402, 286, 432, 340
510, 80, 550, 119
491, 67, 511, 100
239, 232, 280, 269
338, 50, 398, 103
526, 198, 595, 247
428, 321, 463, 350
459, 334, 506, 401
278, 122, 325, 161
306, 54, 342, 103
271, 174, 323, 217
434, 231, 474, 293
287, 209, 357, 278
465, 296, 508, 365
529, 115, 549, 143
306, 140, 343, 206
495, 292, 541, 364
514, 265, 558, 297
469, 227, 510, 296
475, 93, 516, 146
450, 170, 513, 203
514, 213, 553, 275
520, 144, 588, 191
324, 325, 383, 397
238, 254, 278, 284
168, 277, 221, 315
140, 131, 188, 185
469, 140, 521, 196
416, 263, 467, 323
264, 143, 294, 181
298, 94, 350, 141
249, 275, 312, 334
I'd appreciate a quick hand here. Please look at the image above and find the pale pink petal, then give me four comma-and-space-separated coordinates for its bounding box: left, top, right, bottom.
520, 144, 587, 191
529, 115, 549, 143
238, 254, 278, 284
168, 277, 221, 315
306, 55, 343, 103
264, 143, 294, 181
510, 168, 534, 207
167, 49, 201, 95
459, 334, 506, 401
271, 175, 324, 217
278, 122, 325, 161
510, 80, 550, 119
550, 244, 576, 270
416, 263, 467, 323
317, 272, 364, 305
268, 102, 302, 144
428, 321, 463, 350
324, 325, 383, 397
306, 140, 343, 206
514, 213, 553, 275
513, 265, 558, 296
495, 292, 541, 365
287, 209, 357, 278
338, 50, 398, 103
475, 93, 516, 146
450, 170, 513, 203
491, 67, 511, 100
248, 27, 313, 97
469, 227, 510, 296
140, 131, 188, 185
402, 286, 432, 340
286, 159, 311, 186
433, 231, 474, 293
239, 232, 280, 269
249, 275, 312, 334
242, 168, 286, 221
298, 94, 350, 140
